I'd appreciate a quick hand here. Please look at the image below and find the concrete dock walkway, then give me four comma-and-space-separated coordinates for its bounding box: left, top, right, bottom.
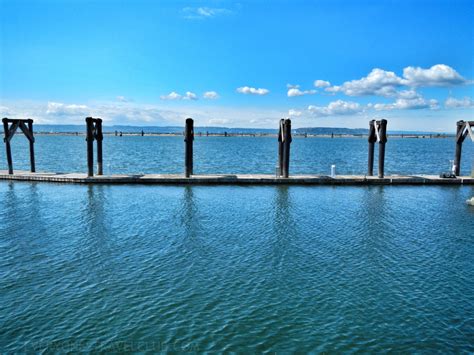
1, 170, 473, 185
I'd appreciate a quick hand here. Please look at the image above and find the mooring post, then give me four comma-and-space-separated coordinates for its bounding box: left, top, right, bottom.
368, 120, 376, 176
2, 118, 13, 174
282, 119, 292, 178
184, 118, 194, 177
27, 119, 35, 172
86, 117, 94, 177
278, 119, 284, 176
454, 120, 464, 176
378, 119, 388, 178
96, 119, 103, 175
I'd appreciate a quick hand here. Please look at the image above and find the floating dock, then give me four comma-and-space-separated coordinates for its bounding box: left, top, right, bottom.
1, 170, 473, 185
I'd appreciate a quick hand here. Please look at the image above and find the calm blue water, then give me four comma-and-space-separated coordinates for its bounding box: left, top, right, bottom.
0, 135, 473, 175
1, 182, 474, 352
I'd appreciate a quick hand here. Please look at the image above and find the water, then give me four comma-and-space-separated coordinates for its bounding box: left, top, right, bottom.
1, 182, 473, 352
0, 135, 473, 176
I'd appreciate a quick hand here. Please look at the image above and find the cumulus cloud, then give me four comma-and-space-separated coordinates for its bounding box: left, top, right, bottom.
374, 98, 439, 111
236, 86, 270, 95
324, 64, 469, 98
314, 80, 331, 88
182, 7, 231, 19
307, 100, 362, 117
403, 64, 467, 87
288, 109, 302, 117
203, 91, 219, 99
444, 96, 474, 108
160, 92, 182, 100
159, 91, 198, 101
46, 102, 89, 116
325, 68, 405, 97
183, 91, 198, 100
287, 87, 316, 97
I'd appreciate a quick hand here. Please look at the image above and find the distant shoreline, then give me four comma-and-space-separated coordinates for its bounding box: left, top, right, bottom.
31, 132, 455, 139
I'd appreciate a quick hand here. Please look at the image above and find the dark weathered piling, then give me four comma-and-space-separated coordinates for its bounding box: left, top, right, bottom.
278, 119, 284, 176
96, 119, 103, 175
27, 119, 36, 172
282, 119, 292, 178
367, 119, 388, 178
86, 117, 94, 177
378, 119, 388, 178
368, 120, 376, 176
2, 118, 36, 174
184, 118, 194, 177
85, 117, 103, 177
453, 120, 474, 176
2, 118, 13, 174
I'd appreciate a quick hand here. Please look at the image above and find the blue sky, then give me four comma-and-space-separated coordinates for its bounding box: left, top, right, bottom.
0, 0, 473, 131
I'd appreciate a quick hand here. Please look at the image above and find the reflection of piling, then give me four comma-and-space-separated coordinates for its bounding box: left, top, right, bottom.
184, 118, 194, 177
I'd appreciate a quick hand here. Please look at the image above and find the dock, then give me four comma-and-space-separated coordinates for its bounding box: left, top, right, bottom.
1, 171, 473, 185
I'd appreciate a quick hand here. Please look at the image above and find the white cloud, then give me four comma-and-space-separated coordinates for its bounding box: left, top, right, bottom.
183, 91, 198, 100
374, 97, 439, 111
307, 100, 362, 117
314, 80, 330, 88
444, 96, 474, 108
325, 68, 405, 97
46, 102, 89, 116
160, 91, 182, 100
236, 86, 269, 95
324, 64, 469, 98
403, 64, 467, 87
287, 88, 316, 97
203, 91, 219, 99
182, 7, 231, 19
288, 109, 302, 117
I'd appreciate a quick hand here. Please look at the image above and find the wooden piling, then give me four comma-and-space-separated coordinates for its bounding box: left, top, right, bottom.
96, 119, 103, 176
282, 119, 292, 178
378, 119, 388, 178
27, 119, 35, 172
86, 117, 94, 177
368, 120, 376, 176
278, 119, 284, 176
454, 120, 464, 176
184, 118, 194, 177
2, 118, 13, 174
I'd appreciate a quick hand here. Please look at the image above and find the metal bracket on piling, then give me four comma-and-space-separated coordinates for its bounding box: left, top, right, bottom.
85, 117, 104, 177
368, 119, 388, 178
2, 117, 36, 175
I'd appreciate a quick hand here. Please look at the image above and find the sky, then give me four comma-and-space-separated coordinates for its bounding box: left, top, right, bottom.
0, 0, 473, 131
